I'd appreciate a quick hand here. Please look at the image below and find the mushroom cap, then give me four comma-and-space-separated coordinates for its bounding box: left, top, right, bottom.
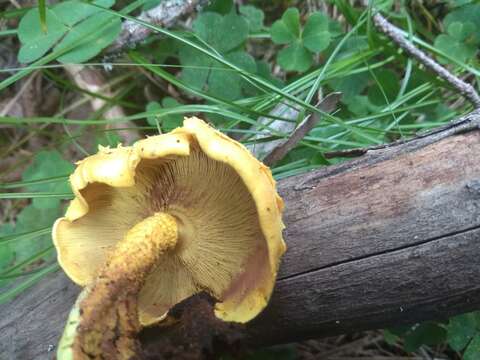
53, 117, 286, 325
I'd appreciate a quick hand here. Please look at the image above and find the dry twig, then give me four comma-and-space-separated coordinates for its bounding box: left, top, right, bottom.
106, 0, 207, 55
372, 12, 480, 108
263, 93, 341, 166
321, 108, 480, 159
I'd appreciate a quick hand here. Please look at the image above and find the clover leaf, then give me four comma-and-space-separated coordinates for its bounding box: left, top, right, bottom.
302, 12, 331, 52
271, 8, 300, 44
94, 132, 121, 151
403, 322, 446, 352
146, 98, 183, 132
367, 69, 400, 106
464, 334, 480, 360
179, 11, 256, 101
434, 21, 478, 63
18, 0, 120, 63
447, 313, 478, 351
239, 5, 265, 33
277, 42, 312, 72
208, 51, 256, 100
193, 11, 249, 53
17, 8, 67, 63
329, 72, 369, 103
444, 3, 480, 43
5, 205, 60, 271
203, 0, 233, 15
434, 3, 480, 63
270, 9, 332, 72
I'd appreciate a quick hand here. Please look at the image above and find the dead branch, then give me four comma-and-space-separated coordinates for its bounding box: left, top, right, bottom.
372, 12, 480, 108
106, 0, 207, 55
263, 93, 341, 166
2, 110, 480, 359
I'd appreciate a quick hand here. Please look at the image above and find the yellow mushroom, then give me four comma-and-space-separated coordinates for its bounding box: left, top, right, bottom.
54, 117, 286, 357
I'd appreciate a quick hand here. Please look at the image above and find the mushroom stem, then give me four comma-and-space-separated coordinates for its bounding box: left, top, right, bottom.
57, 212, 178, 359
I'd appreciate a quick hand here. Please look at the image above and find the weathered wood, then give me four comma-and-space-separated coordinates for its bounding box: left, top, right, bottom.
2, 111, 480, 359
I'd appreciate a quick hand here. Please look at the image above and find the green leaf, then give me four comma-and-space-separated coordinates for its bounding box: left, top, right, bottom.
208, 51, 257, 100
336, 35, 369, 60
94, 132, 121, 150
386, 325, 412, 337
0, 224, 15, 271
444, 4, 480, 44
271, 8, 300, 44
52, 0, 114, 27
181, 11, 253, 101
17, 8, 67, 63
375, 0, 394, 10
193, 11, 248, 53
15, 205, 59, 233
345, 95, 371, 116
179, 45, 213, 92
434, 33, 477, 63
22, 150, 74, 209
302, 12, 331, 53
217, 12, 249, 52
329, 72, 369, 101
449, 0, 473, 7
309, 152, 329, 166
403, 322, 447, 352
464, 334, 480, 360
474, 312, 480, 329
161, 97, 183, 131
17, 0, 117, 63
4, 205, 59, 272
146, 99, 183, 131
277, 42, 312, 72
447, 21, 475, 41
208, 69, 242, 100
148, 37, 178, 63
193, 12, 223, 47
447, 313, 478, 351
328, 18, 343, 37
383, 329, 399, 345
239, 5, 264, 33
203, 0, 233, 15
146, 101, 162, 128
433, 20, 477, 64
55, 13, 121, 63
367, 69, 400, 106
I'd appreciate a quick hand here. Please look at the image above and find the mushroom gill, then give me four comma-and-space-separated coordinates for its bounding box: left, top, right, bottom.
137, 149, 269, 324
54, 117, 286, 358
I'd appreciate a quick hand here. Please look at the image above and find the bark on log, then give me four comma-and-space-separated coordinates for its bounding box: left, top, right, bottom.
2, 111, 480, 359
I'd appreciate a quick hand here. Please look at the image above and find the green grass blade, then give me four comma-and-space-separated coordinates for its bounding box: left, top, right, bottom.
38, 0, 47, 33
0, 175, 69, 189
0, 245, 54, 276
0, 192, 73, 199
0, 263, 59, 304
0, 29, 17, 36
0, 227, 52, 245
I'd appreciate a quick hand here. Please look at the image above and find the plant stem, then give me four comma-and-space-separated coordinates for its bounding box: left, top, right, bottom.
57, 213, 178, 359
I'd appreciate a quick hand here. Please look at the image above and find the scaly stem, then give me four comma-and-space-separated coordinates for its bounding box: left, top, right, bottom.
58, 213, 178, 360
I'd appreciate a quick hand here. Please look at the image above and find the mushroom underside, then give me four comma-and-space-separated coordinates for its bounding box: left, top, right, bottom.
55, 149, 271, 325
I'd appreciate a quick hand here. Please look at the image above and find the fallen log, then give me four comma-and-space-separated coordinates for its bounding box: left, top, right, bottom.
1, 110, 480, 359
